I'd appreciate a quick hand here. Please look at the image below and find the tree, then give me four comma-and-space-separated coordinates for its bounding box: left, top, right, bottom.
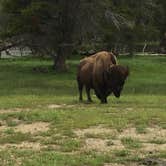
154, 0, 166, 53
0, 0, 120, 70
0, 0, 162, 69
102, 0, 159, 55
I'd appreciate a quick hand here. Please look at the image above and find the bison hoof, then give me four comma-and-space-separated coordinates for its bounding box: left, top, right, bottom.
100, 99, 107, 104
86, 100, 93, 103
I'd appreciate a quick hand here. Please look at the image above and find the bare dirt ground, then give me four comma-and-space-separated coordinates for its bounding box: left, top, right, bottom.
0, 108, 30, 114
74, 126, 118, 137
104, 164, 126, 166
74, 125, 166, 153
48, 104, 75, 109
0, 121, 50, 134
0, 142, 43, 151
14, 122, 50, 134
119, 127, 166, 141
1, 119, 166, 154
0, 112, 166, 166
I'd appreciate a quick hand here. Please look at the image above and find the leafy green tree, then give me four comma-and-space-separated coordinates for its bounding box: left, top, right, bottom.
103, 0, 159, 55
154, 0, 166, 52
0, 0, 164, 69
0, 0, 110, 70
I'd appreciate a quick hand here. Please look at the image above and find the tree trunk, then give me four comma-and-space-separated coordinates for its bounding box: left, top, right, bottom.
142, 41, 147, 54
52, 47, 68, 72
128, 45, 134, 57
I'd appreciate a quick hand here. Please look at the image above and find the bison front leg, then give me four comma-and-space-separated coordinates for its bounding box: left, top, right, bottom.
94, 89, 102, 100
101, 97, 107, 104
95, 89, 107, 104
86, 86, 92, 102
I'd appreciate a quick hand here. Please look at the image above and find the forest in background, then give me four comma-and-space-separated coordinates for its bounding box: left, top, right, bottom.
0, 0, 166, 71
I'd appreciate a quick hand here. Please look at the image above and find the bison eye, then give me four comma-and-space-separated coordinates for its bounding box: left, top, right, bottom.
117, 86, 123, 91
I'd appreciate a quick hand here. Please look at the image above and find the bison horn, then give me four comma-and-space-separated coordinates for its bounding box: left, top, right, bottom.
110, 64, 115, 68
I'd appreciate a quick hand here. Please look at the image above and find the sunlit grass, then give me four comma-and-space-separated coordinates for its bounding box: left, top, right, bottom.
0, 56, 165, 165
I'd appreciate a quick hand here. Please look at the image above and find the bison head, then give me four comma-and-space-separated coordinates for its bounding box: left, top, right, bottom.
104, 65, 129, 98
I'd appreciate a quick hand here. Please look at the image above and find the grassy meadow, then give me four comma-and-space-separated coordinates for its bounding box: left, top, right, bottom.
0, 55, 166, 166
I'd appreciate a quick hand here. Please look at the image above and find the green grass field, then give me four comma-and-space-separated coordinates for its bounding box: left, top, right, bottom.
0, 56, 166, 166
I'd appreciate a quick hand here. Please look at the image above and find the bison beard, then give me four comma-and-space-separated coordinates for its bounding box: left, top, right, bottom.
77, 51, 129, 103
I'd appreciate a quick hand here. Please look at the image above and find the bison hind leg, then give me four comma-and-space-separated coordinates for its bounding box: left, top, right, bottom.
77, 80, 83, 101
85, 86, 93, 102
101, 98, 107, 104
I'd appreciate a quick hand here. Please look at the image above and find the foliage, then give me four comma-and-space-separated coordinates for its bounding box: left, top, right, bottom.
0, 0, 166, 69
103, 0, 161, 55
0, 0, 114, 70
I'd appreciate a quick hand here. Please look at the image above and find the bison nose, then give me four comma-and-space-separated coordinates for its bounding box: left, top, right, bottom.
115, 94, 120, 98
113, 91, 121, 98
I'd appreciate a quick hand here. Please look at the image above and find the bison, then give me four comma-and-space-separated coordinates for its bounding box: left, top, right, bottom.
77, 51, 129, 103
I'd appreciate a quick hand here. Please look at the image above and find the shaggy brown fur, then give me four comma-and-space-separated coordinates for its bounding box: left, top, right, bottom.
77, 51, 128, 103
